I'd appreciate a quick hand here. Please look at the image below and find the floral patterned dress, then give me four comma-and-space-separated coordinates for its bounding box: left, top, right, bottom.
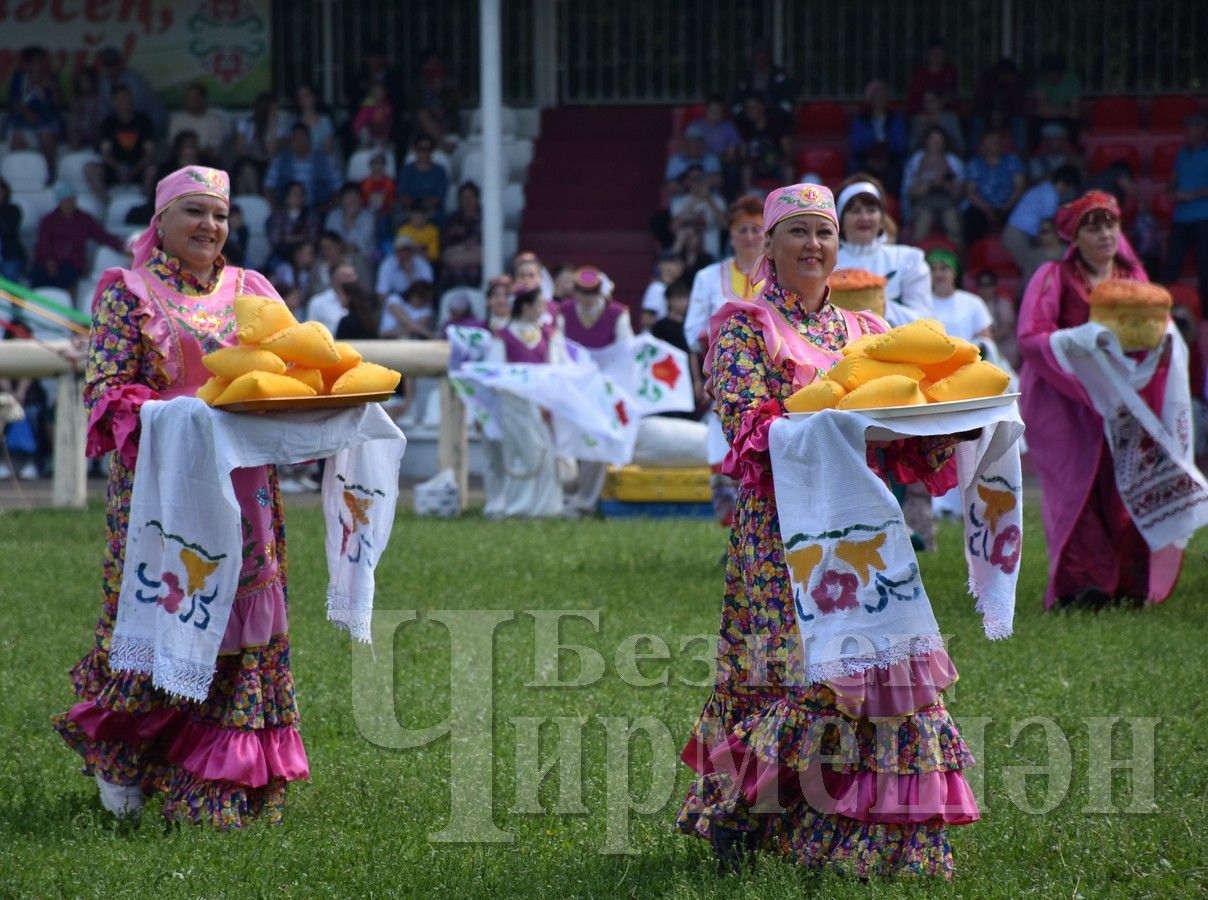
676, 277, 976, 879
52, 249, 308, 828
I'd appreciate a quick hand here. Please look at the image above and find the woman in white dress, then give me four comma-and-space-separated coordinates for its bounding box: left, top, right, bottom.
683, 195, 766, 527
483, 288, 566, 518
835, 174, 933, 326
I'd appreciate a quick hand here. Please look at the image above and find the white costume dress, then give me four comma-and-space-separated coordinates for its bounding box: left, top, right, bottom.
837, 238, 933, 327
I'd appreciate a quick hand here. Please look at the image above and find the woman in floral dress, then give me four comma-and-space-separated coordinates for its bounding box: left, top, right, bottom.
676, 183, 978, 878
52, 166, 308, 827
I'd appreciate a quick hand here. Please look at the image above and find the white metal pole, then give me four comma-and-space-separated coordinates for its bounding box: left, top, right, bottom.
480, 0, 505, 282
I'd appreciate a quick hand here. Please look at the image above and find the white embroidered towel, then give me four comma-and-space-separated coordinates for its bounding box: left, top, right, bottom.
112, 397, 406, 700
1050, 321, 1208, 549
768, 402, 1023, 684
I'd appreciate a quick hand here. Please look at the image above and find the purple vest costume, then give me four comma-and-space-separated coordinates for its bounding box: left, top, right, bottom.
558, 298, 624, 348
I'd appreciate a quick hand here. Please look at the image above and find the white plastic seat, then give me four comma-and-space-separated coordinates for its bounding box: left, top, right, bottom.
90, 245, 129, 278
469, 106, 520, 136
515, 108, 542, 140
502, 183, 525, 228
437, 286, 486, 329
1, 150, 49, 190
502, 139, 533, 182
57, 150, 102, 194
457, 149, 485, 185
231, 193, 271, 231
105, 193, 147, 231
501, 228, 518, 260
26, 286, 78, 338
73, 189, 105, 221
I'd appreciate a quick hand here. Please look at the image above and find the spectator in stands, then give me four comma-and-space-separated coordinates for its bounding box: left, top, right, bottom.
551, 264, 576, 303
1027, 123, 1082, 184
730, 42, 796, 117
908, 89, 965, 156
222, 203, 249, 267
397, 136, 449, 220
359, 152, 397, 220
735, 94, 793, 192
376, 233, 434, 302
5, 46, 64, 171
665, 130, 722, 195
640, 250, 686, 330
441, 181, 483, 287
849, 80, 908, 196
326, 183, 378, 263
970, 57, 1029, 158
100, 85, 157, 193
1030, 53, 1083, 150
266, 181, 322, 262
382, 278, 437, 339
1003, 164, 1081, 279
168, 83, 229, 161
906, 39, 958, 114
314, 230, 369, 294
670, 166, 727, 257
486, 274, 513, 331
346, 42, 407, 152
285, 83, 338, 159
974, 269, 1020, 368
651, 277, 692, 355
154, 130, 209, 190
411, 50, 460, 152
306, 261, 358, 334
902, 125, 965, 245
264, 123, 340, 210
1163, 113, 1208, 307
397, 207, 439, 265
233, 92, 286, 189
67, 65, 105, 152
691, 97, 743, 198
271, 240, 320, 298
96, 46, 165, 138
29, 183, 123, 291
1087, 159, 1137, 210
673, 221, 716, 282
962, 130, 1025, 244
352, 80, 395, 149
336, 281, 382, 340
0, 179, 27, 283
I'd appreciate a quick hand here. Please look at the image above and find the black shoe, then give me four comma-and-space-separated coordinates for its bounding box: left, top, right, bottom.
711, 826, 758, 875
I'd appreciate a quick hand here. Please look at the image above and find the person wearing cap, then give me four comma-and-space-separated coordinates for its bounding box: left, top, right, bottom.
29, 182, 124, 291
375, 232, 434, 303
1162, 113, 1208, 307
1018, 190, 1185, 610
558, 265, 634, 515
835, 174, 933, 327
682, 195, 766, 527
677, 183, 974, 878
51, 166, 312, 825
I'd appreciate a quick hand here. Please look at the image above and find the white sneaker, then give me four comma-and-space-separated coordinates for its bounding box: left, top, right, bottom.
18, 462, 39, 480
95, 774, 145, 817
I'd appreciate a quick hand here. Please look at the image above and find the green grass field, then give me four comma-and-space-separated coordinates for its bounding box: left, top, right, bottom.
0, 502, 1205, 897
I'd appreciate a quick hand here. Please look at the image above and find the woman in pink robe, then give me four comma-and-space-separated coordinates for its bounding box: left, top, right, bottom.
1017, 190, 1177, 609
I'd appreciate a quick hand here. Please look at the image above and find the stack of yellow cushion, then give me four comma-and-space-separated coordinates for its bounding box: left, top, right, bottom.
197, 295, 402, 406
784, 318, 1012, 412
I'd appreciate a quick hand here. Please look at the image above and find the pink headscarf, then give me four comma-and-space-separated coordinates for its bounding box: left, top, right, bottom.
752, 182, 839, 284
129, 165, 231, 269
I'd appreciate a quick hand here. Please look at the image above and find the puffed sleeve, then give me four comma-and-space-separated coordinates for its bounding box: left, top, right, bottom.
83, 277, 158, 466
1017, 262, 1093, 406
712, 311, 781, 497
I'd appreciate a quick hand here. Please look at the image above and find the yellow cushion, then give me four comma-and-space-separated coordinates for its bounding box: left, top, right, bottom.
840, 332, 886, 357
864, 318, 957, 364
258, 321, 342, 367
319, 342, 364, 391
202, 345, 287, 379
212, 371, 317, 405
329, 362, 403, 395
836, 374, 927, 410
195, 376, 230, 405
234, 294, 297, 344
785, 378, 847, 412
923, 360, 1011, 402
825, 356, 925, 391
284, 365, 325, 393
918, 337, 981, 382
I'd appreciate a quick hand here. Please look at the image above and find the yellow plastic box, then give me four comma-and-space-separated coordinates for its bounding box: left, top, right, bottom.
602, 465, 712, 503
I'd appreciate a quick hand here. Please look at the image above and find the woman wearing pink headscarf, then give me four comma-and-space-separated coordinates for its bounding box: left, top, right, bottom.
1018, 190, 1183, 609
676, 184, 976, 879
52, 166, 308, 826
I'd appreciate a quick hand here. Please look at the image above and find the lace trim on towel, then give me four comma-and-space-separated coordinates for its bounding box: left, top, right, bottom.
804, 632, 947, 684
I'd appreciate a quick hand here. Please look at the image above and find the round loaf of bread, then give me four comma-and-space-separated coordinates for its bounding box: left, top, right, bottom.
827, 268, 886, 318
1088, 279, 1171, 351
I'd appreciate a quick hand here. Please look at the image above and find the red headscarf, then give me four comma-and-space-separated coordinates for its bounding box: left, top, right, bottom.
1055, 190, 1120, 242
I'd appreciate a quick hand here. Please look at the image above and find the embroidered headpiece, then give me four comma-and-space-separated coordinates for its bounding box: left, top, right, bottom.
129, 166, 232, 269
1055, 190, 1119, 242
764, 182, 839, 234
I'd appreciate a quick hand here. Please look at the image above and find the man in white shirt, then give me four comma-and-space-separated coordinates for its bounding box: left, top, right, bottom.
305, 263, 358, 335
375, 234, 434, 302
168, 83, 229, 159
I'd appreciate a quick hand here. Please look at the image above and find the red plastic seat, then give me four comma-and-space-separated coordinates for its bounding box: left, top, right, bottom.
1151, 140, 1183, 180
1152, 190, 1174, 226
796, 101, 849, 138
794, 146, 845, 181
672, 103, 707, 137
1166, 282, 1202, 322
1089, 142, 1143, 176
1150, 95, 1199, 133
914, 235, 959, 256
968, 236, 1020, 278
1090, 97, 1140, 134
